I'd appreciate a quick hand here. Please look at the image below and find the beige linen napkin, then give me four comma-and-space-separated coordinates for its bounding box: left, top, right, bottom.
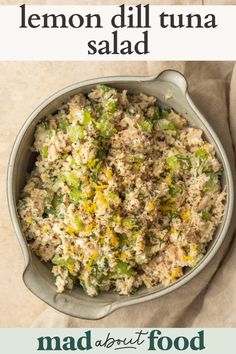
32, 62, 236, 328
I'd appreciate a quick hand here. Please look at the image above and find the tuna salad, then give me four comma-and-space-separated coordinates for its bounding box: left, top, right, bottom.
18, 85, 225, 296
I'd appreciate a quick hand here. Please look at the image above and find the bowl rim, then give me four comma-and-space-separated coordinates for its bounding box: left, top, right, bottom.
7, 69, 235, 319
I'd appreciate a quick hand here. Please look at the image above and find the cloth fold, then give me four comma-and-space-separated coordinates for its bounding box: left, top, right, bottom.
32, 62, 236, 328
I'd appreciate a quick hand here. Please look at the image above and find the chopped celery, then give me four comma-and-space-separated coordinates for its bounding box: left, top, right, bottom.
195, 148, 209, 159
158, 119, 176, 131
137, 120, 153, 132
65, 173, 80, 188
67, 125, 84, 142
96, 117, 116, 138
116, 261, 133, 276
41, 146, 48, 159
52, 257, 66, 266
165, 122, 176, 131
73, 215, 84, 231
82, 110, 92, 126
122, 217, 137, 230
166, 156, 180, 172
133, 155, 145, 163
107, 101, 117, 113
52, 257, 75, 268
107, 192, 120, 204
69, 188, 87, 202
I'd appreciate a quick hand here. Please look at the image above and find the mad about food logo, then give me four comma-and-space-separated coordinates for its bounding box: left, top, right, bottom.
148, 330, 205, 351
36, 329, 206, 351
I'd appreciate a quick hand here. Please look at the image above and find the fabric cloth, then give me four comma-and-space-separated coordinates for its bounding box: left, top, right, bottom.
29, 62, 236, 328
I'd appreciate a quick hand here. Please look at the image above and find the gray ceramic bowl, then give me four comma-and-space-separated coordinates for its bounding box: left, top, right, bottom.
7, 70, 234, 320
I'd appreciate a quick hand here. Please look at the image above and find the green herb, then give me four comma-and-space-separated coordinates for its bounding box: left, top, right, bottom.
152, 107, 161, 123
204, 170, 222, 193
107, 101, 117, 114
40, 121, 48, 129
152, 107, 170, 124
158, 237, 165, 246
169, 185, 182, 196
168, 211, 179, 221
47, 129, 53, 138
175, 154, 191, 169
91, 232, 96, 238
96, 146, 105, 159
100, 84, 111, 94
90, 172, 99, 183
59, 120, 69, 131
138, 193, 147, 200
161, 109, 170, 119
202, 211, 212, 221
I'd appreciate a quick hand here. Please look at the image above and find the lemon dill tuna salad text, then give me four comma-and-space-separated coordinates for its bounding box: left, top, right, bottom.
18, 85, 225, 296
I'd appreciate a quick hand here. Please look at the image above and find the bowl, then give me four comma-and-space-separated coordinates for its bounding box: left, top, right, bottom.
7, 70, 234, 320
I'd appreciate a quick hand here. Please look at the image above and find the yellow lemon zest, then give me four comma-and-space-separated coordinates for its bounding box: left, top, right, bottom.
83, 223, 94, 235
182, 255, 193, 261
67, 263, 75, 274
103, 169, 113, 180
190, 243, 198, 253
165, 174, 172, 186
66, 225, 78, 235
26, 217, 32, 225
90, 251, 98, 261
171, 267, 182, 281
87, 158, 99, 169
68, 114, 74, 123
169, 227, 176, 234
113, 215, 122, 223
110, 234, 119, 248
161, 204, 174, 212
181, 210, 190, 221
148, 200, 155, 211
96, 190, 109, 208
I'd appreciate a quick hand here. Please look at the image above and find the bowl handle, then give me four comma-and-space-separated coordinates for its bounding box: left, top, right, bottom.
154, 69, 188, 95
